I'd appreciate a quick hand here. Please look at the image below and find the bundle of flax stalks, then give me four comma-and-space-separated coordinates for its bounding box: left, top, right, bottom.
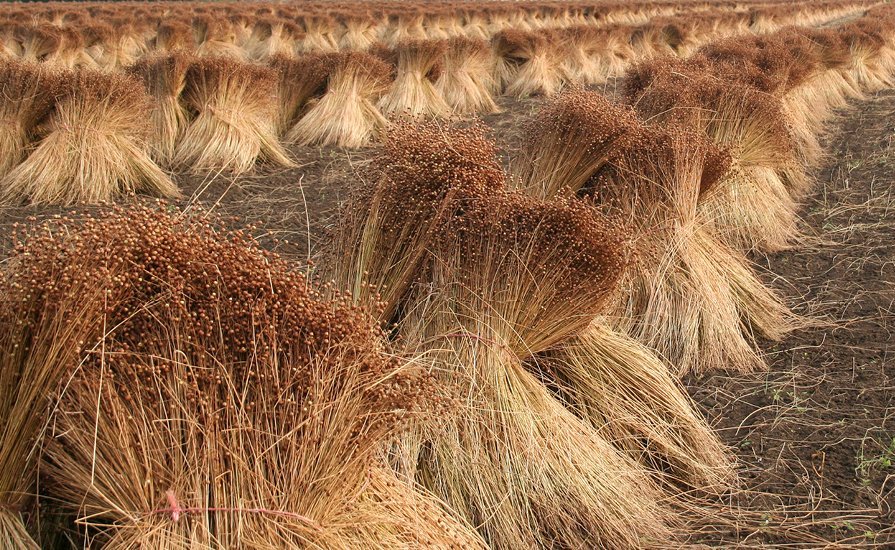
511, 87, 798, 375
492, 28, 569, 97
0, 59, 59, 179
377, 39, 452, 118
625, 57, 804, 253
6, 205, 485, 548
435, 37, 499, 115
0, 212, 133, 549
126, 52, 192, 166
322, 120, 504, 324
173, 56, 292, 174
326, 122, 668, 546
396, 191, 675, 548
268, 53, 330, 136
286, 52, 393, 147
0, 69, 179, 205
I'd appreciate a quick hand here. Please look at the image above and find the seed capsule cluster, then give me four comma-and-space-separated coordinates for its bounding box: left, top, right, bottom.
625, 56, 797, 163
26, 205, 431, 412
5, 203, 471, 546
325, 119, 504, 322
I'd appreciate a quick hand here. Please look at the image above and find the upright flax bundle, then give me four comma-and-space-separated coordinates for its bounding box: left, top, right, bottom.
377, 39, 452, 118
0, 69, 179, 205
127, 52, 192, 166
434, 37, 499, 115
286, 52, 393, 147
174, 56, 293, 174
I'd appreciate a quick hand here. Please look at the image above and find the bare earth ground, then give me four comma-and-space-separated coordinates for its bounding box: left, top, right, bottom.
1, 88, 893, 547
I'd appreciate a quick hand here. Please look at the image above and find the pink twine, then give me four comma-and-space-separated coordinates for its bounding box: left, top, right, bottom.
151, 490, 323, 532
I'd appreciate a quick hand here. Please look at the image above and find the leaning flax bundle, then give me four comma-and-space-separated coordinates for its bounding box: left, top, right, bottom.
173, 56, 292, 174
377, 39, 451, 118
804, 27, 866, 106
396, 192, 675, 548
321, 120, 504, 324
338, 12, 381, 50
0, 60, 58, 179
0, 69, 179, 205
585, 124, 796, 375
692, 31, 827, 168
642, 16, 706, 58
541, 321, 733, 489
589, 24, 640, 83
840, 17, 895, 93
87, 22, 147, 70
504, 90, 731, 485
626, 60, 804, 253
555, 26, 626, 86
126, 52, 192, 166
21, 205, 485, 548
512, 87, 797, 373
287, 52, 393, 147
15, 24, 65, 65
296, 14, 340, 53
0, 22, 23, 58
509, 88, 640, 200
380, 10, 427, 47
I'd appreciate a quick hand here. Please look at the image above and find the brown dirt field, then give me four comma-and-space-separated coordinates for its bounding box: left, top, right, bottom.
1, 87, 893, 548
